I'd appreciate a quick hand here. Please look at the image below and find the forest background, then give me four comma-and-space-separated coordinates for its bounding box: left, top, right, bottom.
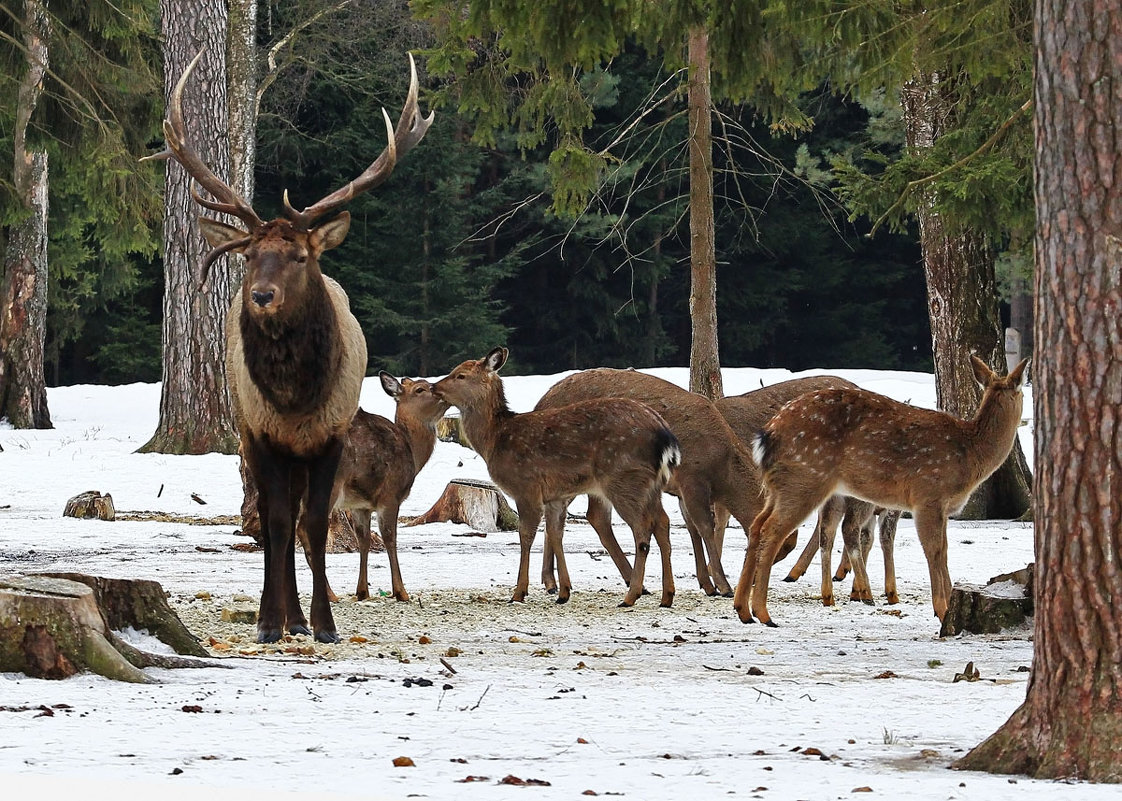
4, 0, 1029, 388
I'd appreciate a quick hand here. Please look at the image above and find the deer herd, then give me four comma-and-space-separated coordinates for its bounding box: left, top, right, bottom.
149, 51, 1030, 644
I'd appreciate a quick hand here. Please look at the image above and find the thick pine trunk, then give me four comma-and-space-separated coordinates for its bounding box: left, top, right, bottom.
140, 0, 240, 455
954, 0, 1122, 781
901, 74, 1031, 519
686, 27, 722, 400
0, 0, 51, 430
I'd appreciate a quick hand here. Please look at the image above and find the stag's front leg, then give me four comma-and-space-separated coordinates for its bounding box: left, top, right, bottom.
511, 500, 543, 603
249, 440, 298, 643
304, 440, 344, 642
284, 468, 311, 634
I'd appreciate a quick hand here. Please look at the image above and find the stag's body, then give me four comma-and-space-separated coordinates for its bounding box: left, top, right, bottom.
735, 356, 1029, 627
299, 374, 447, 603
535, 368, 770, 599
434, 349, 681, 607
146, 50, 432, 642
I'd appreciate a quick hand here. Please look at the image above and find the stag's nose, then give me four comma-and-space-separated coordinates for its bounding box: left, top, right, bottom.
251, 289, 275, 308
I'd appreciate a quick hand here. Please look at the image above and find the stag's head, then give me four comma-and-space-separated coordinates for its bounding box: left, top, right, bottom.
144, 49, 433, 322
433, 347, 509, 411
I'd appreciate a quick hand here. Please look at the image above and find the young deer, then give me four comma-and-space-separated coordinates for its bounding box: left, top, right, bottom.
298, 373, 448, 604
735, 355, 1029, 626
433, 348, 681, 607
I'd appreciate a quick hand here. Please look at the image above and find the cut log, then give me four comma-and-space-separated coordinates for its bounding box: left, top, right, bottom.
38, 572, 207, 657
940, 563, 1034, 637
62, 491, 115, 521
409, 479, 518, 533
0, 575, 219, 683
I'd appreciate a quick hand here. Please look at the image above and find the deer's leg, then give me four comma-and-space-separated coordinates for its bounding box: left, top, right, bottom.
652, 503, 675, 608
377, 504, 410, 602
841, 503, 876, 604
750, 493, 823, 627
585, 496, 636, 589
614, 498, 654, 609
879, 510, 901, 604
679, 482, 732, 596
540, 527, 558, 594
913, 504, 951, 620
678, 497, 717, 596
733, 498, 772, 624
247, 438, 301, 643
815, 498, 844, 607
543, 501, 572, 604
303, 439, 344, 643
512, 500, 543, 603
352, 508, 373, 601
712, 503, 731, 564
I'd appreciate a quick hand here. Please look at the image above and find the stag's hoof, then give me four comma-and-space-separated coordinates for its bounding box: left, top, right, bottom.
257, 626, 283, 643
288, 623, 312, 637
315, 629, 341, 644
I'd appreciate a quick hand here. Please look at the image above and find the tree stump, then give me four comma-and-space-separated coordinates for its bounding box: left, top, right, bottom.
0, 575, 218, 683
409, 479, 518, 533
940, 563, 1034, 637
38, 572, 207, 657
62, 491, 115, 521
436, 414, 467, 446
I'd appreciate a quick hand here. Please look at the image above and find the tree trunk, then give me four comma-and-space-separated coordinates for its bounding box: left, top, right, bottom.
686, 27, 722, 400
954, 0, 1122, 780
227, 0, 256, 289
140, 0, 240, 455
0, 0, 51, 430
901, 73, 1031, 519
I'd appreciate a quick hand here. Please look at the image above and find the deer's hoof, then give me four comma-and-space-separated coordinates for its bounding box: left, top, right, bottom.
822, 595, 835, 607
256, 626, 283, 644
288, 623, 312, 637
782, 574, 798, 583
315, 629, 340, 644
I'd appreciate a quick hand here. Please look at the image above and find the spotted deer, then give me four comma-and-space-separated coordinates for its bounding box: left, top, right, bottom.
433, 349, 681, 607
735, 356, 1029, 626
297, 373, 448, 604
144, 50, 432, 642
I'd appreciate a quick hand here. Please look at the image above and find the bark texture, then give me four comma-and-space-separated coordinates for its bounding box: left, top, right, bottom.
901, 73, 1032, 519
686, 27, 722, 401
0, 0, 51, 430
954, 0, 1122, 781
140, 0, 240, 455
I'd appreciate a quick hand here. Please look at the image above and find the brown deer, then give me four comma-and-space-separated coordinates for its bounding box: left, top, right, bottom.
717, 377, 902, 606
143, 50, 432, 642
297, 373, 448, 604
734, 356, 1029, 627
432, 348, 681, 607
535, 369, 809, 601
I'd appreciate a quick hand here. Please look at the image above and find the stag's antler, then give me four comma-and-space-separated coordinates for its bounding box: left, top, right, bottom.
282, 52, 435, 230
142, 49, 264, 232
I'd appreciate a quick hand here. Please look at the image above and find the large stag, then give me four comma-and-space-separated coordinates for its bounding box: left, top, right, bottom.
144, 50, 432, 643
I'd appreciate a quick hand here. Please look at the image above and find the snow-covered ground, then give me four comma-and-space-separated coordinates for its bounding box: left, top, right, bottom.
2, 365, 1102, 801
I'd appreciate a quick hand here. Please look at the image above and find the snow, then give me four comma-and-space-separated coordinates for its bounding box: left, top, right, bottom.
2, 365, 1105, 801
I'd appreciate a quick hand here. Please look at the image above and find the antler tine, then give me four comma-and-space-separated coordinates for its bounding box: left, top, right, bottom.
143, 48, 263, 231
284, 52, 435, 230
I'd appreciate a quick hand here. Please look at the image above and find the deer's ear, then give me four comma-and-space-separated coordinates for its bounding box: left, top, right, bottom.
970, 354, 994, 385
198, 217, 249, 250
311, 211, 351, 252
380, 370, 403, 399
1008, 357, 1030, 387
484, 347, 508, 372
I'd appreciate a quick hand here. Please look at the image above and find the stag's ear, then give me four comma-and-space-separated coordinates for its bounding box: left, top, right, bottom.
310, 211, 351, 253
198, 218, 249, 250
969, 354, 994, 386
484, 347, 508, 373
380, 370, 403, 399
